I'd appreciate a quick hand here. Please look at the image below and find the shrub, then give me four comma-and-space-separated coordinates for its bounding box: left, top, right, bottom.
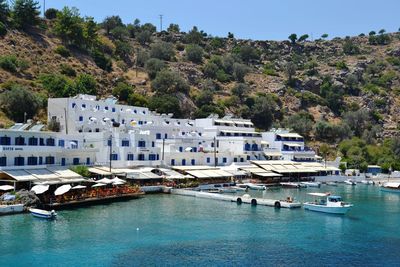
102, 15, 123, 35
184, 26, 203, 44
336, 60, 348, 70
185, 44, 203, 63
39, 73, 70, 97
195, 90, 213, 106
110, 26, 129, 40
54, 45, 71, 57
127, 92, 148, 107
210, 37, 224, 49
343, 37, 360, 55
232, 63, 249, 82
148, 95, 182, 117
263, 62, 278, 76
151, 69, 189, 94
114, 40, 132, 60
91, 50, 112, 72
60, 64, 76, 77
167, 23, 180, 33
235, 45, 260, 63
231, 83, 249, 98
0, 55, 28, 73
136, 30, 152, 45
44, 8, 58, 20
11, 0, 41, 30
0, 85, 40, 122
149, 41, 175, 61
70, 165, 90, 177
136, 49, 149, 67
386, 56, 400, 67
72, 74, 97, 95
215, 69, 230, 83
145, 58, 165, 79
193, 104, 224, 118
283, 112, 314, 138
203, 62, 219, 79
112, 82, 133, 102
0, 21, 6, 36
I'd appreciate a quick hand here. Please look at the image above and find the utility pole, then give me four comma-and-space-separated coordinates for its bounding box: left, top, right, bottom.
213, 136, 217, 167
159, 14, 163, 32
135, 47, 138, 78
162, 138, 165, 162
43, 0, 46, 17
109, 134, 112, 173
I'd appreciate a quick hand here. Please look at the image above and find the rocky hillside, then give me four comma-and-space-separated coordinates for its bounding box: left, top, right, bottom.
0, 6, 400, 144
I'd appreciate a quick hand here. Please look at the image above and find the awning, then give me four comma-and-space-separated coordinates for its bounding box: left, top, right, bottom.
277, 133, 303, 138
88, 167, 112, 176
283, 143, 302, 147
172, 166, 216, 171
263, 151, 282, 157
92, 183, 107, 188
0, 185, 14, 191
4, 170, 37, 182
214, 119, 234, 124
48, 167, 83, 178
27, 169, 60, 180
72, 185, 86, 190
220, 130, 260, 135
261, 141, 269, 145
96, 178, 113, 184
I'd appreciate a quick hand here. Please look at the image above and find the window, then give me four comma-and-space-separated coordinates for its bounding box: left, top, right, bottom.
110, 154, 118, 161
58, 140, 65, 147
0, 136, 10, 146
127, 154, 134, 161
73, 158, 80, 165
107, 139, 111, 147
240, 158, 244, 163
39, 157, 43, 165
79, 116, 83, 122
234, 158, 238, 163
149, 154, 156, 161
182, 159, 186, 166
223, 157, 227, 163
46, 138, 55, 146
246, 155, 250, 160
0, 156, 6, 166
164, 133, 168, 139
138, 154, 145, 161
72, 103, 76, 108
105, 106, 109, 110
191, 159, 195, 165
138, 141, 146, 147
61, 158, 65, 166
86, 157, 90, 165
27, 156, 38, 166
14, 157, 25, 166
112, 107, 116, 112
152, 141, 155, 148
39, 138, 45, 146
179, 147, 183, 152
28, 137, 38, 146
207, 157, 210, 163
156, 154, 160, 160
45, 156, 55, 165
15, 136, 25, 146
71, 141, 78, 149
171, 159, 175, 166
122, 140, 130, 147
82, 104, 86, 109
156, 133, 162, 139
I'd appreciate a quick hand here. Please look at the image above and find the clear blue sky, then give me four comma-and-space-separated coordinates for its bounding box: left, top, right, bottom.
45, 0, 400, 40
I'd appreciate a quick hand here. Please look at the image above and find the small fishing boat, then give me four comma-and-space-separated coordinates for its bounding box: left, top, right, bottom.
300, 182, 321, 188
244, 183, 267, 190
280, 182, 301, 188
344, 179, 356, 185
381, 182, 400, 193
231, 186, 247, 192
218, 187, 238, 193
303, 193, 353, 214
0, 204, 24, 215
29, 208, 57, 219
360, 180, 375, 185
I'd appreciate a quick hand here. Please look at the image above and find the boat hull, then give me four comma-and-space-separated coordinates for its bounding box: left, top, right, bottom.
0, 204, 24, 215
303, 203, 351, 214
29, 208, 57, 219
381, 187, 400, 193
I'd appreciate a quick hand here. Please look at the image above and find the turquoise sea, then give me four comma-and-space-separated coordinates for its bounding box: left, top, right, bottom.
1, 184, 400, 266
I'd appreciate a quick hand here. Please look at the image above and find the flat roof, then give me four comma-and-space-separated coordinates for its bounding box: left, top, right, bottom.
277, 133, 303, 138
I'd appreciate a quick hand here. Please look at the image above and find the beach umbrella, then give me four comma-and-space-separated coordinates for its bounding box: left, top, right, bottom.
110, 177, 126, 184
112, 181, 126, 186
96, 178, 113, 184
0, 185, 14, 191
54, 184, 72, 196
30, 185, 49, 195
92, 183, 107, 188
71, 185, 87, 190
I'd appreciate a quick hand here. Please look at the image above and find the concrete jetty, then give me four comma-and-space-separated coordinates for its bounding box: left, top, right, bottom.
170, 189, 302, 209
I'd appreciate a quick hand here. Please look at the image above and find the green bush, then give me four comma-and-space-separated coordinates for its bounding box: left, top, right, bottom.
72, 74, 97, 95
0, 85, 40, 122
185, 44, 203, 63
336, 60, 348, 70
145, 58, 165, 79
215, 69, 230, 83
127, 92, 148, 107
60, 64, 76, 77
39, 73, 71, 97
263, 62, 278, 76
113, 82, 134, 101
148, 95, 182, 117
12, 0, 41, 30
91, 49, 112, 72
136, 49, 149, 67
343, 37, 360, 55
232, 63, 249, 82
0, 55, 28, 73
54, 45, 71, 57
195, 90, 213, 106
203, 62, 219, 79
44, 8, 58, 20
151, 69, 189, 94
386, 56, 400, 67
234, 45, 260, 63
149, 41, 175, 61
0, 21, 6, 36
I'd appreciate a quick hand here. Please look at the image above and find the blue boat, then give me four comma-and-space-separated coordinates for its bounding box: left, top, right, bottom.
29, 208, 57, 219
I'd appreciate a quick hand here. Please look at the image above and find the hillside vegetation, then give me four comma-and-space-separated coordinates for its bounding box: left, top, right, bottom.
1, 1, 400, 171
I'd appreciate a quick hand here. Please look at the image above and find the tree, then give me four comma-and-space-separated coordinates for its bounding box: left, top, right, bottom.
148, 95, 182, 117
151, 69, 189, 94
236, 45, 260, 63
12, 0, 41, 30
288, 33, 297, 44
110, 25, 129, 40
342, 37, 360, 55
249, 95, 279, 130
0, 85, 40, 122
231, 83, 249, 99
140, 23, 156, 33
53, 7, 84, 47
83, 16, 98, 49
369, 31, 376, 36
112, 82, 133, 101
102, 15, 123, 34
44, 8, 58, 20
195, 90, 213, 106
185, 44, 203, 63
319, 144, 330, 167
227, 32, 234, 39
232, 63, 249, 82
298, 34, 309, 42
91, 49, 112, 72
136, 30, 152, 45
0, 0, 9, 23
167, 23, 180, 33
343, 109, 370, 137
285, 62, 296, 85
149, 41, 175, 61
114, 40, 132, 61
283, 112, 314, 138
203, 62, 219, 79
378, 29, 386, 34
70, 74, 97, 96
321, 33, 328, 39
127, 92, 148, 107
39, 73, 71, 97
145, 58, 165, 79
184, 26, 203, 44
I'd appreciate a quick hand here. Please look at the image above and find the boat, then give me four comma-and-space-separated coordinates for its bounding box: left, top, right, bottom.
0, 204, 24, 215
218, 187, 237, 193
300, 182, 321, 188
360, 180, 375, 185
303, 193, 353, 214
280, 182, 301, 188
326, 182, 338, 186
29, 208, 57, 219
244, 183, 267, 190
344, 179, 356, 185
231, 186, 247, 192
381, 182, 400, 193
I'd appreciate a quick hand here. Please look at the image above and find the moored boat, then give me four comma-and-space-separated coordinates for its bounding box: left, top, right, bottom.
303, 193, 352, 214
300, 182, 321, 188
381, 182, 400, 193
0, 204, 24, 215
280, 182, 301, 188
244, 183, 266, 190
344, 179, 356, 185
360, 180, 375, 185
29, 208, 57, 219
326, 182, 338, 186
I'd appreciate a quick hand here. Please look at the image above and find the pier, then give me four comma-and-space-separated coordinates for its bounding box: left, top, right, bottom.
170, 189, 302, 209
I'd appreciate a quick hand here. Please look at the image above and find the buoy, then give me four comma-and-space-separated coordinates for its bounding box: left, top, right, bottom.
136, 228, 139, 231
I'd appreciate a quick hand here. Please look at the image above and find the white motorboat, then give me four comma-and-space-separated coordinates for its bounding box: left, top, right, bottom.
303, 193, 353, 214
300, 182, 321, 188
29, 208, 57, 219
0, 204, 24, 215
231, 186, 247, 192
218, 187, 237, 193
381, 182, 400, 193
344, 179, 356, 185
244, 183, 266, 190
360, 180, 375, 185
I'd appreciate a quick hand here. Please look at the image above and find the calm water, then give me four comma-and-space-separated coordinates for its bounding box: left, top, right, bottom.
1, 185, 400, 266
